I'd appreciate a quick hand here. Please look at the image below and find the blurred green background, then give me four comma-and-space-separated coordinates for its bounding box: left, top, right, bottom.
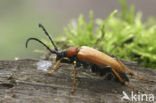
0, 0, 156, 60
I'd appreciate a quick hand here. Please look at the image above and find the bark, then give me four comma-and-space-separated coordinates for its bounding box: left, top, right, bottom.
0, 59, 155, 103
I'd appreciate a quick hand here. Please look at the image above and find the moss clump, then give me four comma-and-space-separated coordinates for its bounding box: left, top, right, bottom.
64, 0, 156, 69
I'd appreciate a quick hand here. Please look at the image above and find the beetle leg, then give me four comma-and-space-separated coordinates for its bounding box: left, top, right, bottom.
116, 60, 148, 82
124, 84, 138, 92
48, 59, 61, 74
71, 66, 77, 93
111, 68, 137, 92
131, 73, 148, 82
116, 60, 131, 73
111, 68, 125, 83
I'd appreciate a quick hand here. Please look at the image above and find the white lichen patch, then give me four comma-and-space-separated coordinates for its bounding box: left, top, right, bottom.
36, 60, 52, 72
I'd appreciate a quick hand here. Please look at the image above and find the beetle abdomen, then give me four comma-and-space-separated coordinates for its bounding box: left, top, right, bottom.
78, 46, 125, 73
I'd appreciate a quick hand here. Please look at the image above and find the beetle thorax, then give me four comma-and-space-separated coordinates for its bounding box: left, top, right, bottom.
66, 47, 79, 57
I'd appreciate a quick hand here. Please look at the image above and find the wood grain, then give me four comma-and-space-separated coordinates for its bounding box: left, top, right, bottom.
0, 59, 155, 103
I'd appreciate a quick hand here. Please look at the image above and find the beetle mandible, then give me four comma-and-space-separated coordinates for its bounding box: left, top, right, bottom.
26, 24, 147, 93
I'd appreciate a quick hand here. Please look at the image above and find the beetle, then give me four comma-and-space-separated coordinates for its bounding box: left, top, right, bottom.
26, 24, 147, 93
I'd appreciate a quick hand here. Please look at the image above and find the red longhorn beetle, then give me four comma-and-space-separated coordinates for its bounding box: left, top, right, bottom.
26, 24, 147, 93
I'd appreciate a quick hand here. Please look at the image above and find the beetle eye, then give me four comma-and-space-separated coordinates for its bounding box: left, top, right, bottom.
56, 55, 61, 61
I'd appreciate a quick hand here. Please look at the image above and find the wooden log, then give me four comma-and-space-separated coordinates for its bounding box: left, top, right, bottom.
0, 59, 155, 103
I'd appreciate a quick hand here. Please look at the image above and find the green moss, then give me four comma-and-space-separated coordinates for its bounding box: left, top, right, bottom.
64, 0, 156, 69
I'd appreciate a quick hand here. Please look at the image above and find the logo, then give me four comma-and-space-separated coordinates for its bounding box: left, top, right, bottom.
121, 91, 155, 102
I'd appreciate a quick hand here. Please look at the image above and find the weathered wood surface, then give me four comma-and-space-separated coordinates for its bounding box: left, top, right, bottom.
0, 59, 155, 103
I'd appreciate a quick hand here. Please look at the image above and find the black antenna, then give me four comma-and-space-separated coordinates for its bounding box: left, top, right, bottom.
38, 24, 58, 51
26, 38, 57, 54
